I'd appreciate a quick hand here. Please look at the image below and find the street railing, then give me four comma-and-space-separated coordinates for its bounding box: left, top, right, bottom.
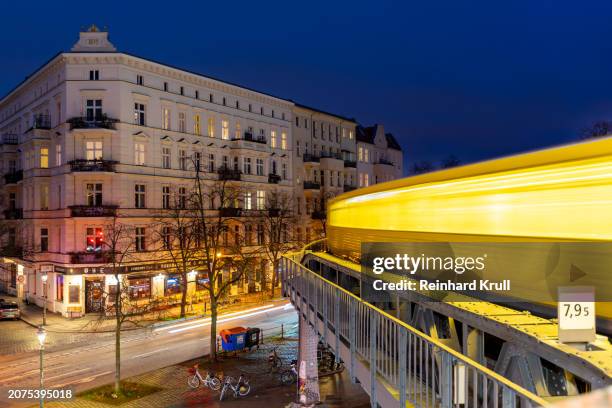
280, 254, 549, 408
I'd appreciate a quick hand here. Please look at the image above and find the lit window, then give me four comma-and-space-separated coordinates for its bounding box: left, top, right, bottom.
235, 122, 241, 139
40, 147, 49, 168
86, 141, 103, 160
134, 143, 145, 165
134, 103, 146, 125
208, 117, 215, 137
281, 132, 287, 150
135, 227, 146, 251
349, 130, 354, 139
270, 130, 277, 148
193, 114, 201, 135
40, 185, 49, 210
178, 111, 186, 132
179, 149, 187, 170
162, 108, 171, 130
364, 173, 369, 186
244, 192, 252, 210
358, 147, 363, 162
55, 144, 62, 166
86, 227, 104, 252
256, 190, 265, 210
221, 120, 229, 140
364, 148, 369, 163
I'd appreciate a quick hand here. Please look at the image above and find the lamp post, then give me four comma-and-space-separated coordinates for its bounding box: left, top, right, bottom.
41, 273, 48, 326
36, 325, 47, 408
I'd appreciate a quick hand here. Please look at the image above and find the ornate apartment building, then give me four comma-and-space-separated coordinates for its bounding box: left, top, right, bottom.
0, 27, 402, 317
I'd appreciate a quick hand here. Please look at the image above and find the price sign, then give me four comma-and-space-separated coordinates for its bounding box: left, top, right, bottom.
558, 286, 595, 343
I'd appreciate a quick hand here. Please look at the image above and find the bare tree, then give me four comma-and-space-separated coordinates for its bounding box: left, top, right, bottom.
441, 154, 461, 169
190, 167, 256, 362
412, 160, 436, 175
258, 189, 296, 298
151, 187, 199, 318
581, 121, 612, 139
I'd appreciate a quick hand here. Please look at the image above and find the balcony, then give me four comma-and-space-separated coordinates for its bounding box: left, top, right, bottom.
70, 251, 109, 264
1, 246, 23, 258
311, 210, 326, 220
268, 173, 281, 184
219, 207, 242, 217
303, 154, 320, 163
344, 160, 357, 168
4, 170, 23, 184
0, 134, 18, 144
68, 159, 117, 172
303, 181, 321, 190
3, 208, 23, 220
69, 205, 118, 217
234, 132, 267, 144
376, 158, 394, 166
343, 184, 357, 193
320, 152, 342, 160
68, 115, 118, 130
267, 208, 281, 217
217, 167, 242, 181
32, 114, 51, 130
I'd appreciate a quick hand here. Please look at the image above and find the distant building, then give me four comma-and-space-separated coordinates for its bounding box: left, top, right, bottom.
0, 26, 403, 316
356, 124, 403, 187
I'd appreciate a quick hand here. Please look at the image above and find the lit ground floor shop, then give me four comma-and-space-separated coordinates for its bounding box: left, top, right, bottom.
0, 258, 273, 318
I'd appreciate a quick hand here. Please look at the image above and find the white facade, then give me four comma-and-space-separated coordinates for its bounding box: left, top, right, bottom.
0, 27, 403, 316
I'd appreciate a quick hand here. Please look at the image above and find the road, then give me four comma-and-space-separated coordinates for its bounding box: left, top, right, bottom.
0, 302, 298, 407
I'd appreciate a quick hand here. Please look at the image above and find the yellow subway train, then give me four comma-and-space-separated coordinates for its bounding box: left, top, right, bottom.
327, 136, 612, 327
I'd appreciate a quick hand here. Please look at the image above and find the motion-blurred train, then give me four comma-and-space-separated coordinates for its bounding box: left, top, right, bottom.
327, 136, 612, 330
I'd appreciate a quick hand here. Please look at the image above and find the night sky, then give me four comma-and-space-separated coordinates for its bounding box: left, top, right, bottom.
2, 0, 612, 174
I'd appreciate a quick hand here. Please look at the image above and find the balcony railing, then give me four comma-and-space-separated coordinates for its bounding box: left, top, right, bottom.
231, 132, 267, 144
311, 210, 326, 220
32, 114, 51, 130
268, 173, 281, 184
1, 134, 19, 144
217, 166, 242, 181
320, 152, 342, 160
303, 181, 321, 190
70, 251, 109, 264
377, 158, 394, 166
69, 205, 118, 217
343, 184, 357, 193
344, 160, 357, 168
1, 246, 23, 258
219, 207, 242, 217
68, 159, 117, 172
4, 170, 23, 184
68, 115, 118, 130
3, 208, 23, 220
303, 154, 320, 163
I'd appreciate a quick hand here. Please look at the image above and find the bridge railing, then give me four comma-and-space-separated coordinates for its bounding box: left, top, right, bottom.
281, 255, 549, 408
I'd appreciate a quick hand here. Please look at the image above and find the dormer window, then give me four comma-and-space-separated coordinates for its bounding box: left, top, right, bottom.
89, 70, 99, 80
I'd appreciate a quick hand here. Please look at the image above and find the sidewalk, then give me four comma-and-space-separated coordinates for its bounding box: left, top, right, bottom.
14, 292, 282, 333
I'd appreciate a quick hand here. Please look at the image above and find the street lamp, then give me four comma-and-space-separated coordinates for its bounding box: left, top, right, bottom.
36, 325, 47, 408
41, 273, 48, 326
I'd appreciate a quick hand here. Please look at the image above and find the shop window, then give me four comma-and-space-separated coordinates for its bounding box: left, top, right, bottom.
69, 285, 80, 303
128, 278, 151, 300
165, 275, 181, 296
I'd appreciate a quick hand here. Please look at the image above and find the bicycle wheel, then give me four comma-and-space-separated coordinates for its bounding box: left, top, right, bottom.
280, 371, 295, 385
187, 375, 200, 389
238, 382, 251, 396
209, 377, 221, 391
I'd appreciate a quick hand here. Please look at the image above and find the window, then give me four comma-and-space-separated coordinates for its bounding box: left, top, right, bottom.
179, 149, 187, 170
40, 228, 49, 252
55, 144, 62, 166
244, 192, 252, 210
222, 97, 226, 106
281, 132, 287, 150
256, 190, 265, 210
221, 120, 229, 140
194, 151, 201, 170
208, 153, 215, 172
349, 130, 354, 139
134, 103, 146, 125
257, 224, 264, 245
162, 147, 171, 169
162, 226, 171, 249
69, 285, 80, 303
195, 90, 199, 99
256, 158, 264, 176
296, 141, 300, 157
305, 119, 308, 129
8, 193, 16, 209
209, 93, 214, 103
86, 227, 103, 251
235, 122, 241, 139
270, 130, 277, 148
222, 155, 229, 169
282, 162, 287, 179
272, 110, 275, 118
282, 112, 286, 120
162, 108, 171, 130
178, 187, 187, 208
358, 146, 363, 162
271, 159, 277, 175
89, 70, 99, 80
128, 277, 150, 300
208, 117, 215, 137
236, 101, 240, 109
134, 143, 145, 165
40, 147, 49, 168
178, 111, 186, 132
342, 128, 346, 138
296, 117, 299, 127
135, 227, 146, 251
364, 148, 369, 163
40, 185, 49, 210
162, 186, 170, 209
261, 107, 264, 115
364, 173, 369, 186
137, 75, 143, 85
180, 86, 184, 95
135, 184, 146, 208
86, 183, 102, 206
193, 114, 201, 135
243, 157, 252, 174
86, 99, 102, 122
86, 141, 103, 160
163, 82, 168, 92
248, 104, 252, 112
56, 275, 63, 302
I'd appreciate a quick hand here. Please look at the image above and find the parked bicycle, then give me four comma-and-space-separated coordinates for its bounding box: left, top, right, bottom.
268, 346, 282, 372
280, 359, 298, 385
187, 364, 222, 390
219, 373, 251, 401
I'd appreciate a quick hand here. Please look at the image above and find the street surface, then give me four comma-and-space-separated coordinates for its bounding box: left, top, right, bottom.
0, 302, 297, 407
